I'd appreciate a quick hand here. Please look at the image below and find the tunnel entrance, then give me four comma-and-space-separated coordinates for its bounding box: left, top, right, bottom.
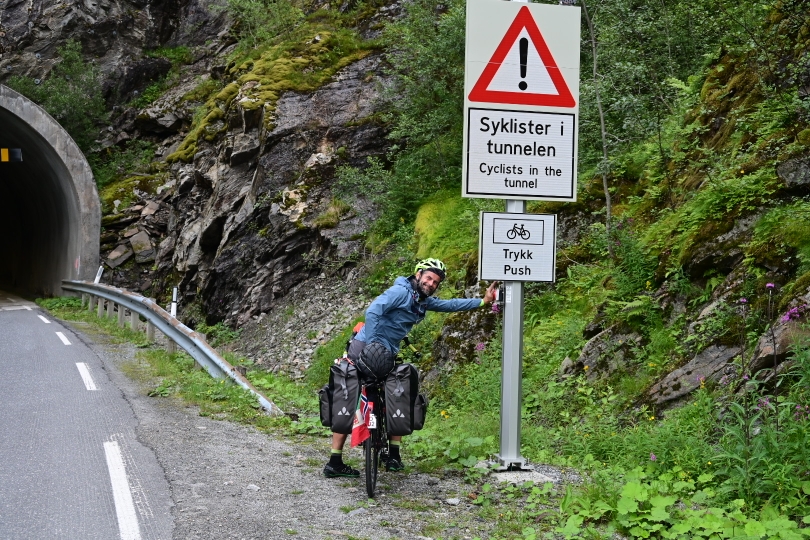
0, 85, 100, 297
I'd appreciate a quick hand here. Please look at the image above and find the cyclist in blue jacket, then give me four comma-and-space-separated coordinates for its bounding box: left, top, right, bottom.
324, 258, 499, 477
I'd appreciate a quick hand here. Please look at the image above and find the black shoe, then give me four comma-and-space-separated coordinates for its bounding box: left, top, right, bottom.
323, 462, 360, 478
382, 454, 405, 472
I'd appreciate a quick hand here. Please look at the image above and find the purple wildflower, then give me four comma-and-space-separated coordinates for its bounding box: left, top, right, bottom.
491, 303, 501, 314
739, 298, 748, 304
475, 342, 486, 352
781, 305, 808, 322
650, 453, 657, 462
766, 283, 775, 290
755, 397, 771, 411
743, 374, 750, 381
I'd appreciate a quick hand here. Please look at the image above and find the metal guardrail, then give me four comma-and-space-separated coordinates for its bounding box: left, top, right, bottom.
61, 280, 284, 416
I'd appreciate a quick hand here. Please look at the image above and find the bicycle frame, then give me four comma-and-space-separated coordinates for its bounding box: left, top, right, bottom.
363, 382, 388, 498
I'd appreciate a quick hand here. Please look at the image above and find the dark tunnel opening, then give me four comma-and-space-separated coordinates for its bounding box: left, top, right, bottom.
0, 85, 100, 297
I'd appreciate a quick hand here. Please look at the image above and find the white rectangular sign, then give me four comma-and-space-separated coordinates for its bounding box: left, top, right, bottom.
463, 0, 580, 201
466, 108, 576, 199
479, 212, 556, 282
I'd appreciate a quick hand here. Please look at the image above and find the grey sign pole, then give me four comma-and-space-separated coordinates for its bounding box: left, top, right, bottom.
496, 198, 529, 470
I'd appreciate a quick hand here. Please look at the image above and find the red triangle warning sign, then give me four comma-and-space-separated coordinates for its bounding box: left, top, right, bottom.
468, 6, 576, 108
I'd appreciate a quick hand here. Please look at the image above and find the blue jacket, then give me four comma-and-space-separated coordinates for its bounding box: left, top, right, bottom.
355, 276, 483, 354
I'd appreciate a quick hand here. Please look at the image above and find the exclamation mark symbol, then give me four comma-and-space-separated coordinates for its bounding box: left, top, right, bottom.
518, 37, 528, 91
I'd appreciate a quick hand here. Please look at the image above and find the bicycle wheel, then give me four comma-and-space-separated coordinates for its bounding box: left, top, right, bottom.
364, 431, 379, 498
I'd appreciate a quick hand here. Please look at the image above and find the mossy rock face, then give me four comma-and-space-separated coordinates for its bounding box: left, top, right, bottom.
798, 129, 810, 146
99, 174, 169, 214
166, 26, 376, 163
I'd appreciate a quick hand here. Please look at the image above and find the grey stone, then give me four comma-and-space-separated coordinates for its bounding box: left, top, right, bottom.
445, 498, 460, 506
574, 327, 642, 380
347, 507, 367, 517
230, 132, 260, 166
558, 356, 574, 377
130, 231, 155, 264
648, 345, 741, 405
141, 201, 160, 216
777, 156, 810, 188
107, 244, 134, 268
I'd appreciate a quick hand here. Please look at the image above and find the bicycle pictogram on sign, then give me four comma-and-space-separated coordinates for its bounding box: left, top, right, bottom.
506, 223, 531, 240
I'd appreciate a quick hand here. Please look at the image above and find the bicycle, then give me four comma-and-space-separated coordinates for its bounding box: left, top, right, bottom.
506, 222, 531, 240
361, 380, 388, 498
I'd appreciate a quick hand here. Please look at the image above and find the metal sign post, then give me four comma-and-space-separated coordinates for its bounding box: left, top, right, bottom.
499, 199, 527, 470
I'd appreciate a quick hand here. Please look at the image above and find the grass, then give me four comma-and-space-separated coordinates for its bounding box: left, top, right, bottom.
37, 297, 151, 347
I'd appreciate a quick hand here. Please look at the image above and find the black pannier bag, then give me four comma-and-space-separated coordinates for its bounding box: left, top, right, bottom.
385, 363, 428, 436
318, 384, 332, 427
321, 359, 359, 434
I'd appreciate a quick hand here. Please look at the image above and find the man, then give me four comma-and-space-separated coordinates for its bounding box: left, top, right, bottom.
323, 257, 499, 478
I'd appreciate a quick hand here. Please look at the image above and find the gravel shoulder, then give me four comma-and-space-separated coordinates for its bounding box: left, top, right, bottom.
69, 321, 498, 540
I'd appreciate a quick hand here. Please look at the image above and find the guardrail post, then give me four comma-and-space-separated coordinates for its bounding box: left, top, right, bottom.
81, 293, 86, 308
106, 299, 114, 319
88, 295, 95, 312
146, 320, 155, 342
97, 297, 104, 317
167, 338, 176, 354
130, 310, 139, 331
117, 304, 124, 327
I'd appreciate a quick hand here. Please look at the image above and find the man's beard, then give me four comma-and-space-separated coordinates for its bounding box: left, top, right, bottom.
415, 277, 436, 297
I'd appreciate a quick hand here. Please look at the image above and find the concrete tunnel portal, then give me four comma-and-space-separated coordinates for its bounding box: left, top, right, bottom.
0, 85, 100, 297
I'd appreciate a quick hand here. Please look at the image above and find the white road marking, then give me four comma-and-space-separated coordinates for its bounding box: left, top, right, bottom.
38, 315, 51, 324
75, 363, 97, 390
103, 441, 142, 540
0, 305, 32, 311
56, 332, 71, 345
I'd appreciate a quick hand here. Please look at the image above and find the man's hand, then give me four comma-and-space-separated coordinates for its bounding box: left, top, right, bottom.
483, 281, 499, 304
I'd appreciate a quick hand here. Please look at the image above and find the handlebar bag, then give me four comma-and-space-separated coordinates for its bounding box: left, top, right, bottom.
328, 358, 359, 434
385, 363, 421, 436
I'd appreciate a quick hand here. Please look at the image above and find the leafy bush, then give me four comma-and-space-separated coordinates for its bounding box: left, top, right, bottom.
196, 321, 242, 347
6, 40, 106, 151
88, 141, 157, 190
224, 0, 303, 48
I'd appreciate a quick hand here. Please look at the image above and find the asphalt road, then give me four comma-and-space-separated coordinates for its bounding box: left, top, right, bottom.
0, 292, 173, 540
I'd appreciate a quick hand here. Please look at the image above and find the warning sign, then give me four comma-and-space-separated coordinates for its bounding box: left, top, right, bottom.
468, 6, 575, 108
463, 0, 580, 201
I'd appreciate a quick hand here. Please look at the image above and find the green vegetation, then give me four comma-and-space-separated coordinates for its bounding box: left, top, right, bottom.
90, 141, 158, 190
6, 40, 106, 152
195, 321, 242, 347
36, 297, 151, 348
222, 0, 303, 49
130, 46, 195, 109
